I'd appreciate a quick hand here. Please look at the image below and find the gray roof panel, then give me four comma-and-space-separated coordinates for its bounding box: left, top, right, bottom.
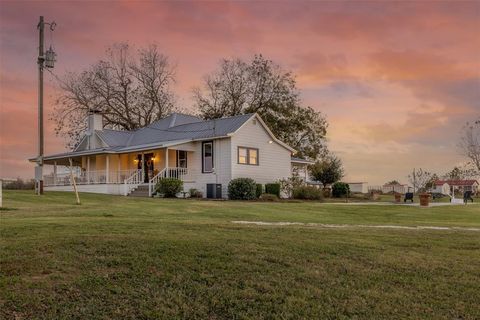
97, 129, 133, 147
126, 113, 253, 147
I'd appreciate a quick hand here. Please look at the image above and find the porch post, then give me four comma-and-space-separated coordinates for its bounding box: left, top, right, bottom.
106, 155, 110, 184
117, 154, 121, 184
53, 161, 57, 186
165, 148, 169, 177
141, 153, 145, 182
87, 156, 90, 184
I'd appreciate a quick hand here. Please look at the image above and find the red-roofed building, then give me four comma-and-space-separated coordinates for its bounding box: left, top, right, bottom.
432, 180, 479, 195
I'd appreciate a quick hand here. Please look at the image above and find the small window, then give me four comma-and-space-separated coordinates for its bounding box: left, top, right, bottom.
238, 147, 247, 164
238, 147, 259, 165
249, 149, 258, 165
177, 150, 187, 168
202, 141, 214, 173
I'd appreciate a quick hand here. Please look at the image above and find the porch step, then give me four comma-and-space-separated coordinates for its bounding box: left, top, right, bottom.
128, 185, 150, 197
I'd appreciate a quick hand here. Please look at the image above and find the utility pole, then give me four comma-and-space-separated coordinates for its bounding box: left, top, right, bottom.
413, 168, 416, 194
35, 16, 56, 195
36, 16, 45, 195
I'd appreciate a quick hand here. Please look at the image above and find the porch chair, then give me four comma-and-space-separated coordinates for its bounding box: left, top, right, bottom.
463, 191, 474, 204
404, 192, 414, 203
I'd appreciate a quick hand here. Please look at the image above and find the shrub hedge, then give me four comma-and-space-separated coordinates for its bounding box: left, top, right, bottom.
155, 178, 183, 197
256, 184, 263, 198
292, 186, 323, 200
228, 178, 257, 200
265, 183, 281, 197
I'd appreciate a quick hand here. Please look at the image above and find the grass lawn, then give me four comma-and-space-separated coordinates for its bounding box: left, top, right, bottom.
1, 191, 479, 319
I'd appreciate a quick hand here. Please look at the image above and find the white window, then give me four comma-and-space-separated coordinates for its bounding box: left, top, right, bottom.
238, 147, 259, 165
203, 142, 213, 173
177, 150, 187, 168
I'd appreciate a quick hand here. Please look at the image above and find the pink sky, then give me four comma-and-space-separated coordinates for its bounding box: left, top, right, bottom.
0, 1, 479, 185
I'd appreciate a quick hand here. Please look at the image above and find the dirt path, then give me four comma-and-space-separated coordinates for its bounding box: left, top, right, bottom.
232, 221, 480, 232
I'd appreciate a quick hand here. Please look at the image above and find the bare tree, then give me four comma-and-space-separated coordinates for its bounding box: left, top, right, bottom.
408, 168, 434, 193
194, 55, 328, 160
458, 118, 480, 173
52, 43, 176, 148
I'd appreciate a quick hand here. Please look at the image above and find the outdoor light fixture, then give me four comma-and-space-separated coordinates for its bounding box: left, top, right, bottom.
268, 140, 273, 144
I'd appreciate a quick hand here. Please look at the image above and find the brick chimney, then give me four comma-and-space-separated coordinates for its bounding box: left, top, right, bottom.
86, 110, 103, 149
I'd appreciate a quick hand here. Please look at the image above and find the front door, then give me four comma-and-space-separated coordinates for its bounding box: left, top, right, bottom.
137, 153, 154, 183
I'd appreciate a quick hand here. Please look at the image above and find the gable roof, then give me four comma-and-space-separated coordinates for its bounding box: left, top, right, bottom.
34, 113, 295, 162
434, 179, 479, 186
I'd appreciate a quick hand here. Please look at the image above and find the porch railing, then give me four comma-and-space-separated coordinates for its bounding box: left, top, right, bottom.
43, 169, 139, 187
124, 169, 142, 196
148, 167, 188, 197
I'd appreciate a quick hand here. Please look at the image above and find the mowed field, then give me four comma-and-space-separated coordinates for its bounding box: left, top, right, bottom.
1, 191, 479, 319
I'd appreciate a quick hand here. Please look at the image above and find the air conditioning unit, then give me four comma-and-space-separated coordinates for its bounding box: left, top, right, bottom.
206, 183, 222, 199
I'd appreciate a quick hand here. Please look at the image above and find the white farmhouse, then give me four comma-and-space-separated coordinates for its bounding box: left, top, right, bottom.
31, 112, 307, 198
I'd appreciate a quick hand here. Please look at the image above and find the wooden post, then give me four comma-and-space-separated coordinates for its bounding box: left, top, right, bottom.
69, 158, 80, 205
0, 179, 2, 208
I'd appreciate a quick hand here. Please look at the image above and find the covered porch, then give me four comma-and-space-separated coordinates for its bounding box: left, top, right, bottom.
41, 145, 194, 195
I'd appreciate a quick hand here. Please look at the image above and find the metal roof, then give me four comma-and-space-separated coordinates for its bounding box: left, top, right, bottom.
291, 157, 315, 164
434, 180, 479, 186
32, 113, 295, 161
126, 113, 254, 147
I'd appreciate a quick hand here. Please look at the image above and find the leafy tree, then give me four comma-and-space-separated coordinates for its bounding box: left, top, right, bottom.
332, 182, 350, 198
52, 43, 176, 148
309, 155, 344, 187
194, 55, 328, 159
443, 166, 478, 180
458, 118, 480, 173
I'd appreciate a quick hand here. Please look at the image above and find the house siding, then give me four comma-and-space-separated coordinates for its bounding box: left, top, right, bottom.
230, 117, 291, 185
187, 139, 232, 197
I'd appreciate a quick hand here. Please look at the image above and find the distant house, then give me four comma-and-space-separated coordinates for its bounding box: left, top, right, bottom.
30, 111, 309, 198
432, 180, 479, 195
346, 182, 368, 194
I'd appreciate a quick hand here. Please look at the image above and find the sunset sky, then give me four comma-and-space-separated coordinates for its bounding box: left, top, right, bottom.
0, 1, 479, 185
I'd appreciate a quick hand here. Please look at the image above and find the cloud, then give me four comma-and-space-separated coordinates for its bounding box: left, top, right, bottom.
0, 1, 479, 183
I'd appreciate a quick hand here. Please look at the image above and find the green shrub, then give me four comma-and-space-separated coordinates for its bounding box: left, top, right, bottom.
155, 178, 183, 198
332, 182, 350, 198
189, 188, 203, 198
256, 184, 263, 198
259, 193, 279, 201
322, 187, 331, 198
228, 178, 257, 200
292, 186, 323, 200
265, 183, 281, 197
